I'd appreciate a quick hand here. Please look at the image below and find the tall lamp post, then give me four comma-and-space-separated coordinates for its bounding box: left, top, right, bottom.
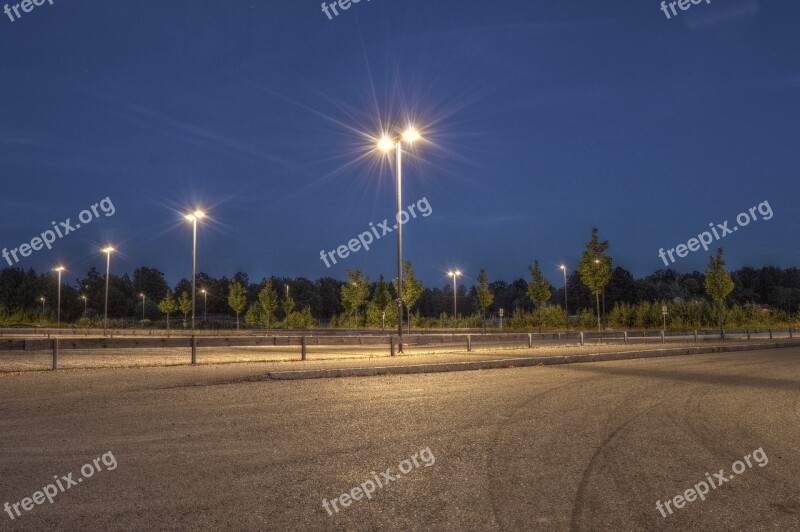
53, 265, 65, 327
448, 270, 462, 319
40, 297, 45, 314
101, 246, 115, 332
201, 289, 207, 321
560, 264, 569, 321
81, 295, 87, 314
184, 210, 205, 331
378, 127, 421, 352
140, 293, 146, 320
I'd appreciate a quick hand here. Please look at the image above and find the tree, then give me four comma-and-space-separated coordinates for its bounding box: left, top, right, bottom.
577, 227, 612, 331
476, 269, 494, 320
527, 260, 551, 309
366, 275, 392, 328
157, 290, 179, 330
282, 295, 295, 325
341, 269, 369, 328
705, 247, 735, 331
391, 261, 424, 329
228, 280, 248, 330
258, 279, 278, 329
178, 291, 191, 326
132, 267, 169, 301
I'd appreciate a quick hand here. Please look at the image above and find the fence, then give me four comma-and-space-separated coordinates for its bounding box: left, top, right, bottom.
0, 328, 795, 372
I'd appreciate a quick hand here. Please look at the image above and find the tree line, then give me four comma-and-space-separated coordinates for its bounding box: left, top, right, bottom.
1, 228, 799, 329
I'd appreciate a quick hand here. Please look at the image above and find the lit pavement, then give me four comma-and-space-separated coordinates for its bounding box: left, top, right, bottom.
1, 347, 798, 530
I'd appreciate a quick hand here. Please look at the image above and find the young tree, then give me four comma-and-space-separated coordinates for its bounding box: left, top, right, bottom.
228, 280, 248, 330
476, 269, 494, 320
391, 261, 424, 330
258, 279, 279, 329
577, 227, 612, 331
157, 290, 179, 330
527, 260, 551, 309
282, 295, 295, 325
341, 269, 369, 328
178, 291, 191, 326
705, 247, 735, 331
366, 275, 392, 328
244, 302, 263, 327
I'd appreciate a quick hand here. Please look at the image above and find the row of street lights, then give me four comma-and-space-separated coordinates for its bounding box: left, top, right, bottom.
45, 210, 206, 333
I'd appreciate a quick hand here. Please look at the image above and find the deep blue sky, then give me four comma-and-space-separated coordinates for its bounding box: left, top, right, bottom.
1, 0, 798, 288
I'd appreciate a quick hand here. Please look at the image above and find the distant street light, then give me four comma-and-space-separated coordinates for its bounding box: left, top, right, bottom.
184, 210, 206, 331
40, 297, 45, 314
53, 265, 65, 327
101, 246, 115, 332
81, 295, 87, 314
201, 289, 208, 321
447, 270, 463, 319
140, 293, 146, 320
378, 127, 422, 352
560, 264, 569, 319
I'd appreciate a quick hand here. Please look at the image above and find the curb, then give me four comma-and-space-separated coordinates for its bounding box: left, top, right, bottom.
266, 340, 800, 380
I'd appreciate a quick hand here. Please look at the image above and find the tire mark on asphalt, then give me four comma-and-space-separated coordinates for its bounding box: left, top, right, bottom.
484, 372, 608, 531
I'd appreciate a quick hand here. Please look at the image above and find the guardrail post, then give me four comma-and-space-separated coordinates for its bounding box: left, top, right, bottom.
528, 333, 532, 348
661, 330, 665, 344
579, 332, 584, 346
467, 334, 472, 352
623, 331, 628, 345
693, 330, 698, 343
52, 338, 58, 370
191, 336, 197, 365
301, 336, 307, 361
769, 328, 773, 339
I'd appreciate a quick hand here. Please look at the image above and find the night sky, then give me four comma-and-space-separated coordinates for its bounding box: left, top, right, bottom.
1, 0, 798, 288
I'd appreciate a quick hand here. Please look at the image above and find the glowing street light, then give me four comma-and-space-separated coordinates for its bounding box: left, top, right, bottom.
448, 270, 463, 319
101, 246, 115, 332
53, 265, 65, 327
377, 127, 422, 351
200, 289, 208, 321
40, 297, 45, 314
81, 295, 87, 314
559, 264, 569, 319
140, 293, 146, 320
184, 210, 205, 331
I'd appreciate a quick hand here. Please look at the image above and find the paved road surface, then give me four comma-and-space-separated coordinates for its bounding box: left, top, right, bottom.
1, 347, 798, 530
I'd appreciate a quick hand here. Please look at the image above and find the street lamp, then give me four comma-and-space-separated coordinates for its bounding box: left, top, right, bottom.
201, 289, 207, 321
81, 295, 87, 314
378, 127, 422, 351
40, 297, 45, 314
447, 270, 462, 319
53, 265, 65, 327
140, 293, 146, 320
560, 264, 569, 319
101, 246, 115, 332
184, 210, 205, 331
